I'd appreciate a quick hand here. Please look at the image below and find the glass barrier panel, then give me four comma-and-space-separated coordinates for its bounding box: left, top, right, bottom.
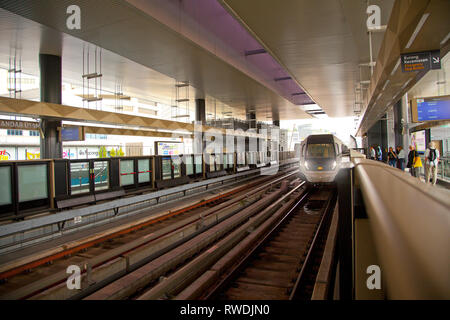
195, 155, 203, 174
70, 162, 90, 194
215, 154, 222, 168
185, 155, 194, 175
173, 157, 181, 178
162, 157, 172, 180
209, 155, 216, 172
246, 152, 256, 165
443, 158, 449, 181
0, 166, 12, 205
228, 154, 234, 166
18, 164, 48, 202
120, 160, 134, 186
223, 154, 228, 168
237, 153, 245, 165
94, 161, 109, 191
138, 159, 151, 183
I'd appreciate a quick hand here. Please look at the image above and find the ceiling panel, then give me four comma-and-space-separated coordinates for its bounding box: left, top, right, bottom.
0, 0, 311, 121
221, 0, 394, 118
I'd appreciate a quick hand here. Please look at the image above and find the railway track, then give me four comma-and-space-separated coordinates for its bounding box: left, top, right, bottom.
206, 189, 336, 300
0, 169, 298, 300
129, 187, 336, 301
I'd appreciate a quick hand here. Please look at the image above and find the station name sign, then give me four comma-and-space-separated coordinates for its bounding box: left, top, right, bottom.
0, 120, 40, 130
401, 50, 441, 72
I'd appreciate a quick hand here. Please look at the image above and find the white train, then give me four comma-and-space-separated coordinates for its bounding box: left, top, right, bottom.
299, 134, 348, 184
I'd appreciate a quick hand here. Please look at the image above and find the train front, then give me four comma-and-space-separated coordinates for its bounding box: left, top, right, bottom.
299, 136, 339, 184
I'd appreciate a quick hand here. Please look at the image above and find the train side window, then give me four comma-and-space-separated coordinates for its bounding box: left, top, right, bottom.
335, 143, 340, 155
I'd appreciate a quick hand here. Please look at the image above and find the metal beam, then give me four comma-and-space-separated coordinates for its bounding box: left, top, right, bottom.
0, 97, 264, 138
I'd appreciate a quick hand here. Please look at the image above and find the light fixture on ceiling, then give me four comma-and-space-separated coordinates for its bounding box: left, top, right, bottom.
300, 104, 322, 112
382, 79, 390, 91
390, 58, 401, 76
375, 92, 383, 101
405, 13, 430, 49
400, 77, 413, 91
441, 31, 450, 45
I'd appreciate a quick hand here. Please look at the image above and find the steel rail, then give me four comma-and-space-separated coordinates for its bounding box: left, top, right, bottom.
137, 181, 308, 300
289, 191, 336, 299
0, 169, 298, 283
200, 186, 312, 300
0, 164, 296, 238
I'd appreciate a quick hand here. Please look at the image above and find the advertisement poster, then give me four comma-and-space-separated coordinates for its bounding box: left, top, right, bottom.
156, 142, 182, 155
20, 147, 40, 160
0, 147, 16, 161
411, 131, 426, 153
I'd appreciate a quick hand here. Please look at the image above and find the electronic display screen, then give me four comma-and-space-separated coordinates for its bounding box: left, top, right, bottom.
61, 127, 84, 141
416, 96, 450, 121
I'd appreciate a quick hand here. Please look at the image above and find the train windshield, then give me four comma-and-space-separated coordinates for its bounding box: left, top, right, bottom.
306, 143, 335, 158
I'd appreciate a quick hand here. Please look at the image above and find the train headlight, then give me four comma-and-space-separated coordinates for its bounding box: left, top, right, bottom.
331, 161, 337, 169
304, 161, 309, 169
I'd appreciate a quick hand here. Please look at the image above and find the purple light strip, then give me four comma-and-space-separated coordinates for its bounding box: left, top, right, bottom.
151, 0, 314, 106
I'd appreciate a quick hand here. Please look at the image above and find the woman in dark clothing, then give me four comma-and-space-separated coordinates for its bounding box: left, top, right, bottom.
388, 147, 397, 167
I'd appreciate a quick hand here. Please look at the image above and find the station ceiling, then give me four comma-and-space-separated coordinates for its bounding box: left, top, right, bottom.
220, 0, 394, 118
0, 0, 417, 126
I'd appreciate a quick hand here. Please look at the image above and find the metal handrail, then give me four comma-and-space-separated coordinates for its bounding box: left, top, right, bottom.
353, 158, 450, 299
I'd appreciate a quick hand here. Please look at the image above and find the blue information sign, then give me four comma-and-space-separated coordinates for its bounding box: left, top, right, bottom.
61, 127, 81, 141
417, 97, 450, 121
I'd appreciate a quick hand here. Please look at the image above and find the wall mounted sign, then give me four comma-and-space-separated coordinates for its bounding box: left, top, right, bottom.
0, 120, 40, 130
401, 50, 441, 72
60, 126, 85, 141
410, 95, 450, 122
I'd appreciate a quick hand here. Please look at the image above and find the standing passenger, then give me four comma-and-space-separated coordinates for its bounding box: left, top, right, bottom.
424, 142, 440, 185
387, 147, 397, 167
407, 145, 420, 178
412, 148, 423, 179
370, 146, 376, 160
382, 147, 388, 163
376, 146, 382, 161
396, 146, 406, 170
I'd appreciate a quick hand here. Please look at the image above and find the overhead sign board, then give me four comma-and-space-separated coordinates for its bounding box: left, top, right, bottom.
401, 50, 441, 72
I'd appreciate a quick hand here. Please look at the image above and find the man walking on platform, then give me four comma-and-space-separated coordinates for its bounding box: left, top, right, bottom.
424, 142, 440, 185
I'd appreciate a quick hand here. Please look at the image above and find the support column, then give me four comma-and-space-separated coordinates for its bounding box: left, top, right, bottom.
246, 110, 256, 129
195, 98, 206, 125
39, 54, 62, 159
367, 116, 388, 153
